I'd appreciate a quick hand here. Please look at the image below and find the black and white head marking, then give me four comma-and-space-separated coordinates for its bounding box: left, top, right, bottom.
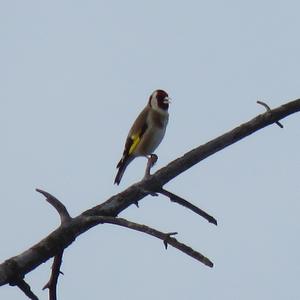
149, 89, 170, 112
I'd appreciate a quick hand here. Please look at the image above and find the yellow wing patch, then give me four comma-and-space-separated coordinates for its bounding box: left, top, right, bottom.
128, 133, 141, 155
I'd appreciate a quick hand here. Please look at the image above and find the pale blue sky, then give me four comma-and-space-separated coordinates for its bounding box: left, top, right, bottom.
1, 1, 300, 299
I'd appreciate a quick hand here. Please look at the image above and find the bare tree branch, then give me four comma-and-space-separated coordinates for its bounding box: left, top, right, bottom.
83, 216, 213, 267
43, 251, 64, 300
160, 189, 217, 225
35, 189, 68, 300
0, 98, 300, 289
9, 277, 39, 300
36, 189, 71, 224
257, 100, 284, 128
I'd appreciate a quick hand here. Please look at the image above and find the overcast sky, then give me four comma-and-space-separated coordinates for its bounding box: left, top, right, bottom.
1, 1, 300, 299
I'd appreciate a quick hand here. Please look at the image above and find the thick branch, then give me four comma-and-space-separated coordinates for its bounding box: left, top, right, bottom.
0, 98, 299, 287
84, 216, 213, 267
257, 100, 284, 128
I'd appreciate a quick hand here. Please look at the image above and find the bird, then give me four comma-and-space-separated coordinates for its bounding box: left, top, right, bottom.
114, 89, 170, 185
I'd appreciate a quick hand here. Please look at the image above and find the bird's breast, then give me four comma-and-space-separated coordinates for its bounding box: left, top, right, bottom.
135, 111, 168, 156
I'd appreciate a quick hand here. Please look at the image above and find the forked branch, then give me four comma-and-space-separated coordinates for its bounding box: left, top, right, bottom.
84, 216, 213, 267
0, 98, 300, 292
257, 100, 284, 128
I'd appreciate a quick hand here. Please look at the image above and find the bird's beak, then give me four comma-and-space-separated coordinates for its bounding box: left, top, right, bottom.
163, 97, 171, 104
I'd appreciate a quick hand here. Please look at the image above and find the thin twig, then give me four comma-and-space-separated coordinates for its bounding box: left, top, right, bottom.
160, 189, 217, 225
10, 278, 39, 300
43, 251, 64, 300
36, 189, 71, 224
163, 232, 178, 249
257, 100, 284, 128
84, 216, 213, 267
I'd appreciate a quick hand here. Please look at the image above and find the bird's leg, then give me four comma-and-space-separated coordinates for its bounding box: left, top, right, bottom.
144, 154, 158, 178
142, 154, 159, 196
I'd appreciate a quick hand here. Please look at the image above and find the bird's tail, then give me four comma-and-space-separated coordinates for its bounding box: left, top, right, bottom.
114, 156, 133, 185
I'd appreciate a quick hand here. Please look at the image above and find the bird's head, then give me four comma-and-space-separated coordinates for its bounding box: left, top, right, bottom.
149, 89, 170, 112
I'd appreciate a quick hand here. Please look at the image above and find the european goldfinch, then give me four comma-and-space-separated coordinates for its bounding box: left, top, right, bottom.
114, 89, 170, 185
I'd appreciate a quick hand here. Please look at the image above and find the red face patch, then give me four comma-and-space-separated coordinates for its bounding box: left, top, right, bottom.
155, 90, 169, 110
